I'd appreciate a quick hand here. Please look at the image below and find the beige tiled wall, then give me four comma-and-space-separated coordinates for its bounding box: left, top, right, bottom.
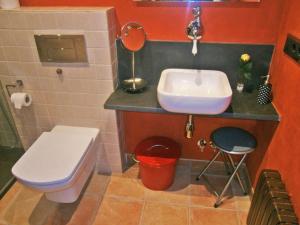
0, 7, 124, 173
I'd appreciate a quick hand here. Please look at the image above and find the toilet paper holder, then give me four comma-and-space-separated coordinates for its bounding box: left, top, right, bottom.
5, 80, 24, 97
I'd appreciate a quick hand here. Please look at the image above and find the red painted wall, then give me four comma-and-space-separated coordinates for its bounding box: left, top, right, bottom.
20, 0, 284, 44
121, 112, 278, 183
21, 0, 300, 215
258, 0, 300, 216
122, 112, 258, 158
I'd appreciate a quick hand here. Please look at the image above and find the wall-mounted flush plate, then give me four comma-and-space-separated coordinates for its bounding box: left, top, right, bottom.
284, 34, 300, 64
34, 34, 88, 63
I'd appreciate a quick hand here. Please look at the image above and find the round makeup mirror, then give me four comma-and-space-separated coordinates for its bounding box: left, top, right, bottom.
120, 22, 147, 93
120, 22, 146, 52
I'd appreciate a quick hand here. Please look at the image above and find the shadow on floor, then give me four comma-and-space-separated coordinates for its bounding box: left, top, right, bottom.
0, 147, 24, 199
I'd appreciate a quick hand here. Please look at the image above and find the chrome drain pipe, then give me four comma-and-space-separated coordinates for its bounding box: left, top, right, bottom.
185, 115, 194, 139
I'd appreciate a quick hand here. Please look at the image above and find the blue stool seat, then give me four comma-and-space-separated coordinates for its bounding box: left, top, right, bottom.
211, 127, 257, 154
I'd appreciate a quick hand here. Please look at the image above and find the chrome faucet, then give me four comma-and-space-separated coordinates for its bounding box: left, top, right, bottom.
186, 6, 202, 55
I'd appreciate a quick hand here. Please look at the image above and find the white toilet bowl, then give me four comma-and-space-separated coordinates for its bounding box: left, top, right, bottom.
12, 125, 100, 203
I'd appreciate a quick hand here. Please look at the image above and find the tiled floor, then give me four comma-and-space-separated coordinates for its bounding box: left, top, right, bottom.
0, 160, 251, 225
0, 147, 23, 198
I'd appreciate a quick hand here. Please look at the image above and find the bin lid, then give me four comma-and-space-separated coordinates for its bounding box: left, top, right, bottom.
135, 137, 181, 167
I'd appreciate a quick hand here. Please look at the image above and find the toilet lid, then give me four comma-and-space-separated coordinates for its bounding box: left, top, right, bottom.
12, 132, 93, 185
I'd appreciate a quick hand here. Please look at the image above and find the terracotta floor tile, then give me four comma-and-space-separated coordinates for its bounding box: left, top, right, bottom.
189, 182, 218, 207
177, 159, 192, 167
68, 194, 101, 225
113, 164, 140, 179
231, 177, 250, 196
0, 187, 44, 225
189, 175, 237, 210
31, 193, 101, 225
176, 160, 192, 174
140, 202, 188, 225
0, 182, 22, 213
93, 197, 143, 225
29, 196, 64, 225
145, 187, 189, 206
145, 169, 190, 205
237, 211, 248, 225
235, 195, 251, 211
191, 160, 228, 176
0, 184, 103, 225
190, 207, 239, 225
105, 176, 145, 200
0, 159, 253, 225
85, 173, 110, 196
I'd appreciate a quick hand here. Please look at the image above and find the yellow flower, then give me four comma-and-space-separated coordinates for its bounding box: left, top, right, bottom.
241, 54, 251, 63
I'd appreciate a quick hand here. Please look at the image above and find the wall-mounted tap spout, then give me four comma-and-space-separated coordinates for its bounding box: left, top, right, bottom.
186, 6, 203, 56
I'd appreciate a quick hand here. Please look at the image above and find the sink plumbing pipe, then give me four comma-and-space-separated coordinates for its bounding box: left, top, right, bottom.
185, 115, 194, 139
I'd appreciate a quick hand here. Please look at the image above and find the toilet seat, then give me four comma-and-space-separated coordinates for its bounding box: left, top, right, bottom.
12, 129, 94, 186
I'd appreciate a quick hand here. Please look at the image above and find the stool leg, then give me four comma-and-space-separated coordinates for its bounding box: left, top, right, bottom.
227, 154, 247, 195
196, 151, 221, 181
214, 154, 247, 208
221, 152, 232, 175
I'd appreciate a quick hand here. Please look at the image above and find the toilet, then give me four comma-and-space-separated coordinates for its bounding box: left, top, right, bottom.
12, 125, 100, 203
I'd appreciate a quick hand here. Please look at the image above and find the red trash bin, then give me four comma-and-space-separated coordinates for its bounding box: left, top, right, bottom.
134, 136, 181, 190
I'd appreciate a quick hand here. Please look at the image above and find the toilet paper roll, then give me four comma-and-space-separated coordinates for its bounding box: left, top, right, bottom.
10, 93, 32, 109
0, 0, 20, 9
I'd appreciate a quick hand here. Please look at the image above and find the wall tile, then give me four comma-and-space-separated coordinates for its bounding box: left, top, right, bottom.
94, 64, 113, 80
2, 47, 20, 61
0, 30, 15, 46
18, 47, 36, 62
107, 8, 117, 32
21, 76, 40, 90
38, 13, 58, 30
55, 12, 78, 30
0, 12, 11, 29
0, 8, 124, 173
85, 31, 110, 48
28, 91, 47, 104
100, 119, 118, 133
9, 12, 28, 29
87, 48, 96, 64
72, 106, 101, 120
110, 43, 117, 63
65, 66, 97, 80
97, 145, 112, 174
24, 12, 43, 30
93, 48, 112, 65
7, 62, 30, 76
38, 78, 54, 91
101, 132, 120, 145
13, 30, 32, 47
0, 47, 5, 61
0, 62, 9, 75
78, 12, 108, 31
32, 104, 49, 117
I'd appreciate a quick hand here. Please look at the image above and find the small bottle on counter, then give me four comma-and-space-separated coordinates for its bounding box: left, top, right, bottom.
257, 75, 272, 105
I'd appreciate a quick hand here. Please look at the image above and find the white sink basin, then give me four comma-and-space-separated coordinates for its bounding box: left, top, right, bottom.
157, 69, 232, 115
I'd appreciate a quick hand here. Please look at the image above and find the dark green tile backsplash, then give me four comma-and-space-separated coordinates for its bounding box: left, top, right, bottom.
117, 40, 274, 88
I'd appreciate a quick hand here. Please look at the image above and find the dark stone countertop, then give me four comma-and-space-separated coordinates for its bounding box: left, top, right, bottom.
104, 85, 280, 121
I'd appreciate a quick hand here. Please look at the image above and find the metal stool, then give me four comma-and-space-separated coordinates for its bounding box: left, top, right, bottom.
196, 127, 257, 208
